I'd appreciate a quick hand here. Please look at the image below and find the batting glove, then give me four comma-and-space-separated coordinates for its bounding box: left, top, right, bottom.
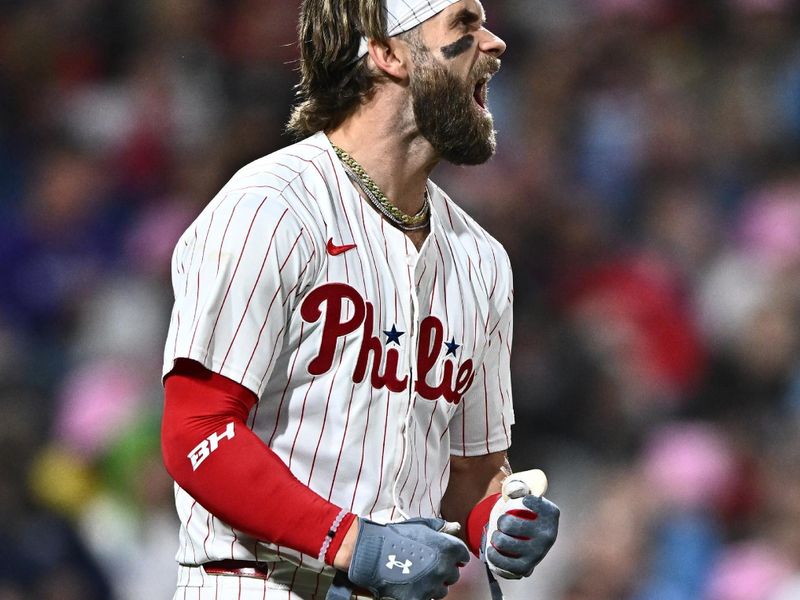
326, 517, 470, 600
482, 494, 560, 579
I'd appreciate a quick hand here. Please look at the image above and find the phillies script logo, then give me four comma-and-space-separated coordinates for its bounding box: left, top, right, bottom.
300, 283, 475, 404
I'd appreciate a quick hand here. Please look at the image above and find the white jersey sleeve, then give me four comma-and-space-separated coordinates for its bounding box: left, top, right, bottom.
163, 188, 320, 397
449, 243, 515, 457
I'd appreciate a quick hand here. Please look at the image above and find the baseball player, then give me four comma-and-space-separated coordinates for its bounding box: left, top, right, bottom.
160, 1, 559, 599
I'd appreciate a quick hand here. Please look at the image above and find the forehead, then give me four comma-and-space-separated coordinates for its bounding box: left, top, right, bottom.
423, 0, 487, 33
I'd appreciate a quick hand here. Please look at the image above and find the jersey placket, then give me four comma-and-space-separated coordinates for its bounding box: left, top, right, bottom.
386, 205, 441, 518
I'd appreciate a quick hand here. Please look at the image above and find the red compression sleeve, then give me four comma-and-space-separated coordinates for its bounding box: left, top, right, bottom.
161, 359, 356, 564
466, 493, 501, 556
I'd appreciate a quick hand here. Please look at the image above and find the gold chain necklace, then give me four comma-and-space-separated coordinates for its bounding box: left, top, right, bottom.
332, 145, 430, 231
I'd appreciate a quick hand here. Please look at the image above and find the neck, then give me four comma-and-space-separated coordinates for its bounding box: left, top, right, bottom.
327, 87, 438, 216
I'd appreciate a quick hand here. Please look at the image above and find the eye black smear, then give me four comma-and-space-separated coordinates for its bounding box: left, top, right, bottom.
441, 35, 474, 59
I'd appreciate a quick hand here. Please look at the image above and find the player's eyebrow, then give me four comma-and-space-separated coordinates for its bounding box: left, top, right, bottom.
448, 8, 486, 30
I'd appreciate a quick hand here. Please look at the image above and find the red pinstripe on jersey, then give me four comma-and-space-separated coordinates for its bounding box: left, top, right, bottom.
185, 500, 198, 563
306, 341, 348, 486
327, 381, 356, 500
203, 513, 213, 561
267, 321, 306, 445
288, 377, 316, 470
420, 401, 439, 512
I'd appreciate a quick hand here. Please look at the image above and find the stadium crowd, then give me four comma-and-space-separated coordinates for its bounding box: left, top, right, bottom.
0, 0, 799, 598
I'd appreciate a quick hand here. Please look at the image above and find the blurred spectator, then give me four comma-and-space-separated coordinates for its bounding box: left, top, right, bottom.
0, 394, 112, 599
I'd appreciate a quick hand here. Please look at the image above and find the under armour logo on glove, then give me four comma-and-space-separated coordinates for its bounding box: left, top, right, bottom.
324, 517, 470, 600
386, 555, 413, 574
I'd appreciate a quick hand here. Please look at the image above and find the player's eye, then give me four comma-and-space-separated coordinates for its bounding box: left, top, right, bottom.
460, 17, 483, 31
451, 11, 485, 32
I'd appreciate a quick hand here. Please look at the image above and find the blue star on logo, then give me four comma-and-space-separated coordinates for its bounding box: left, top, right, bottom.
444, 337, 461, 357
384, 325, 405, 346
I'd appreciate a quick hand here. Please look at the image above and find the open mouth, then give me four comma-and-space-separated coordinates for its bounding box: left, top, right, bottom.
473, 76, 490, 110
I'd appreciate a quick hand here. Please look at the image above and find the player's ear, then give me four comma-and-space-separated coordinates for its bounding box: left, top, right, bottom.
367, 37, 411, 81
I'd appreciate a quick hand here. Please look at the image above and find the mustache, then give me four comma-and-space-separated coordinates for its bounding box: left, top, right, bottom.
473, 57, 501, 83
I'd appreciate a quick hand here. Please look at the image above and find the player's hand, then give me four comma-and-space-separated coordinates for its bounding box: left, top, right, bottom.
328, 516, 470, 600
482, 494, 560, 579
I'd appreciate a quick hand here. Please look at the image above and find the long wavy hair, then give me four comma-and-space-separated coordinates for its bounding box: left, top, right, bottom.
287, 0, 389, 138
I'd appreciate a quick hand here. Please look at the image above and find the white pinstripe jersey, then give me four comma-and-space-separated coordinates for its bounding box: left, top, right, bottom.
163, 131, 515, 595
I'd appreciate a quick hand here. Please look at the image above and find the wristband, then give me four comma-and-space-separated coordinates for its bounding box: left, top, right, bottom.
321, 510, 357, 565
465, 493, 501, 556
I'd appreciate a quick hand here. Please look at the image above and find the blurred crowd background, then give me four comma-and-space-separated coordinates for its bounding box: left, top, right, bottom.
1, 0, 799, 598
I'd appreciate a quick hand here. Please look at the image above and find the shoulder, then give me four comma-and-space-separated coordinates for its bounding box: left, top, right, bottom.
225, 133, 336, 199
173, 137, 342, 268
194, 135, 340, 249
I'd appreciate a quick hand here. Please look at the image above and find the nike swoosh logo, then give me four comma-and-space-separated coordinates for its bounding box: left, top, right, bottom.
327, 238, 357, 256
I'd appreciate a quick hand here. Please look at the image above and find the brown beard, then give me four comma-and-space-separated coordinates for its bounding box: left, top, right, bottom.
409, 52, 499, 166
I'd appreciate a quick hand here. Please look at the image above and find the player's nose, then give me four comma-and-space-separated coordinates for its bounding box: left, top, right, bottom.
478, 28, 506, 58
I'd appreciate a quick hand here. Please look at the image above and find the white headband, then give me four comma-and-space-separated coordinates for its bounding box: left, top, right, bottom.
357, 0, 461, 58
